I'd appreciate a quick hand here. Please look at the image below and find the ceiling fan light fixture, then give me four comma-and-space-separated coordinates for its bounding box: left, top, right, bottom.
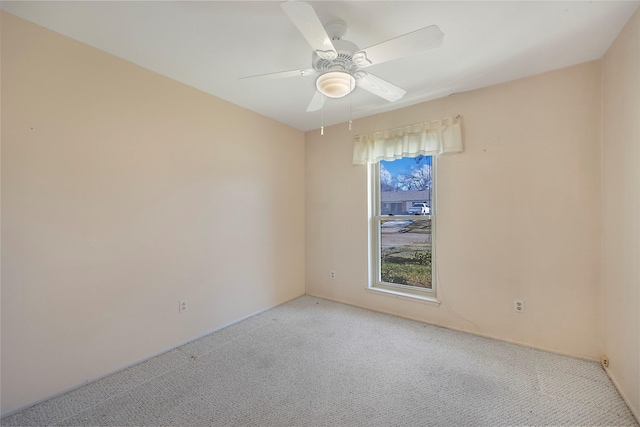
316, 70, 356, 98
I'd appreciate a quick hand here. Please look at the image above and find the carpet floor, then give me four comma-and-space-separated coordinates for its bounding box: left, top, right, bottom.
2, 296, 638, 426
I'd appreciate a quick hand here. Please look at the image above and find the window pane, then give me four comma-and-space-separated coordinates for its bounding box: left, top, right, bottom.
380, 156, 432, 215
380, 219, 432, 289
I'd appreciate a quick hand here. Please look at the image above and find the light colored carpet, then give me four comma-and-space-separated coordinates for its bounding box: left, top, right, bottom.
2, 296, 638, 426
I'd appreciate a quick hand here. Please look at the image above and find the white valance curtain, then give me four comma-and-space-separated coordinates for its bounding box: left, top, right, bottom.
352, 115, 463, 165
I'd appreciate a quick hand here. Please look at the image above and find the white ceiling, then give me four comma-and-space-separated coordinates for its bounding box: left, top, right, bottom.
2, 1, 638, 131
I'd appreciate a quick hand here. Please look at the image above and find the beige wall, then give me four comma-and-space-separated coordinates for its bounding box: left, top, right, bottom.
306, 61, 603, 360
602, 8, 640, 419
1, 12, 305, 415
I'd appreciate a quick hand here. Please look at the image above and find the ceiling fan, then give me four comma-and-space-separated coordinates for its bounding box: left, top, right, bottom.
242, 1, 445, 112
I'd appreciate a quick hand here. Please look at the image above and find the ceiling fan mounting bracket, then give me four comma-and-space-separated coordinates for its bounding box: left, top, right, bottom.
324, 19, 348, 40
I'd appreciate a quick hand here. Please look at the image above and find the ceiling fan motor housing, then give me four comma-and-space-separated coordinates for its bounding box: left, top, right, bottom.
312, 38, 359, 74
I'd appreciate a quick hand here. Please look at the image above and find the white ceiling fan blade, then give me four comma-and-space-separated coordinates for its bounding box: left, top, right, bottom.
306, 90, 325, 112
353, 25, 444, 68
241, 68, 317, 81
355, 72, 406, 102
281, 1, 337, 60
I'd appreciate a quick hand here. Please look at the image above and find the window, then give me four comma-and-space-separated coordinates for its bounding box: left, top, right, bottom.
370, 155, 436, 301
355, 115, 461, 301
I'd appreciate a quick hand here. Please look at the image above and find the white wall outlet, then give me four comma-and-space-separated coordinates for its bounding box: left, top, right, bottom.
179, 300, 188, 314
330, 271, 336, 280
514, 299, 524, 313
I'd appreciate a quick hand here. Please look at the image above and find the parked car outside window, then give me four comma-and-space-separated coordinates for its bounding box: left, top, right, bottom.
407, 202, 430, 215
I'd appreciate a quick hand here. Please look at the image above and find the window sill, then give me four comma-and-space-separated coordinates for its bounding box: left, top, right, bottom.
366, 286, 441, 306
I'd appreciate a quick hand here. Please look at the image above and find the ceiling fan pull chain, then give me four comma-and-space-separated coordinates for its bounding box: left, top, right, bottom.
321, 94, 325, 135
349, 78, 353, 131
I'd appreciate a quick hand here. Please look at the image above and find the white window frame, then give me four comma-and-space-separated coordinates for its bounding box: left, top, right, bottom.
368, 158, 439, 304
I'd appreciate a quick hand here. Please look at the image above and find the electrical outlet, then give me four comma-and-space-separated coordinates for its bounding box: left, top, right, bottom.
330, 271, 336, 280
514, 299, 524, 313
179, 300, 188, 314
